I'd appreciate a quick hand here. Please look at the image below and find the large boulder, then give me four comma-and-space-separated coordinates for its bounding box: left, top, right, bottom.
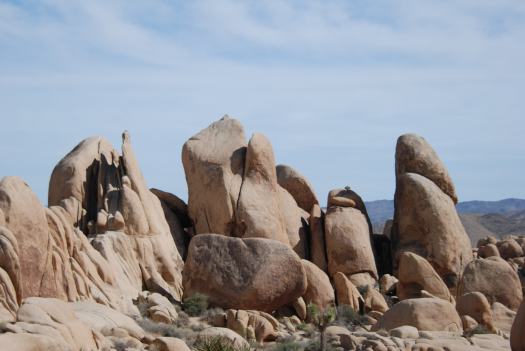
182, 116, 246, 235
277, 187, 309, 258
392, 172, 472, 288
0, 177, 50, 299
497, 239, 523, 260
397, 252, 452, 302
395, 133, 457, 203
456, 292, 495, 331
182, 234, 306, 312
301, 260, 334, 309
235, 133, 289, 245
276, 164, 318, 212
325, 206, 377, 280
374, 298, 462, 333
458, 257, 522, 311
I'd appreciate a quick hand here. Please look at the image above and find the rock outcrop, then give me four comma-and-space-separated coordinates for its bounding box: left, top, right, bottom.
301, 260, 334, 309
182, 234, 306, 312
374, 298, 462, 333
459, 256, 522, 311
325, 206, 378, 282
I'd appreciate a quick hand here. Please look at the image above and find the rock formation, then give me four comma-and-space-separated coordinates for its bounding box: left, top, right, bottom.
392, 134, 472, 289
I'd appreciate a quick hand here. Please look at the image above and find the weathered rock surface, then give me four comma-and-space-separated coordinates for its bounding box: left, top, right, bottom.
183, 234, 306, 312
392, 172, 472, 288
301, 259, 334, 309
459, 256, 522, 311
196, 327, 250, 350
325, 206, 378, 280
397, 252, 452, 302
374, 298, 462, 333
497, 238, 523, 260
277, 186, 309, 258
236, 133, 289, 245
276, 164, 318, 212
395, 133, 457, 203
182, 116, 246, 235
333, 272, 363, 311
456, 292, 495, 331
511, 299, 525, 351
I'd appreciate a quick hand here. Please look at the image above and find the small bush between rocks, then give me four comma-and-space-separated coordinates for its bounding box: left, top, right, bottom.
272, 340, 305, 351
183, 293, 209, 316
193, 336, 250, 351
464, 324, 494, 337
137, 318, 194, 340
334, 305, 368, 329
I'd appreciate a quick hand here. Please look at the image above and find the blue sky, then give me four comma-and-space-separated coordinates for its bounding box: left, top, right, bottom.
0, 0, 524, 205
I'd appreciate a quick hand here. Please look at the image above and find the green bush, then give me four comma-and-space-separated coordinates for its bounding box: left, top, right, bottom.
183, 293, 209, 316
334, 305, 368, 328
136, 318, 193, 340
272, 340, 304, 351
193, 336, 250, 351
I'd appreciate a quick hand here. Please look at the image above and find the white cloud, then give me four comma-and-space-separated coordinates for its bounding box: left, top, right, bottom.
0, 0, 524, 204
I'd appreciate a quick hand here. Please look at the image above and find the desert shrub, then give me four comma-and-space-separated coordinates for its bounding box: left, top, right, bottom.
137, 318, 194, 340
183, 293, 209, 316
193, 336, 250, 351
334, 305, 368, 329
175, 310, 191, 328
464, 324, 494, 337
272, 340, 304, 351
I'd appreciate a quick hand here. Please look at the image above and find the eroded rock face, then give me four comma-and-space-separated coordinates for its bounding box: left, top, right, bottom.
397, 252, 452, 302
309, 204, 327, 272
392, 172, 472, 288
325, 206, 378, 280
236, 133, 289, 245
395, 133, 457, 204
374, 298, 462, 333
183, 234, 306, 312
301, 260, 334, 309
458, 257, 522, 311
182, 116, 246, 235
276, 164, 318, 213
511, 299, 525, 351
333, 272, 363, 311
456, 292, 495, 331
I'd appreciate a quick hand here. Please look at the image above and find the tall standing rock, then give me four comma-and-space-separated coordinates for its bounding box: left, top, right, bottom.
309, 204, 327, 272
395, 133, 458, 204
325, 205, 378, 282
276, 164, 318, 213
392, 172, 472, 288
235, 133, 289, 245
182, 116, 247, 235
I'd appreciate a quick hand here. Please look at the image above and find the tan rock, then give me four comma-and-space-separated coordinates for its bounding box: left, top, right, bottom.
379, 274, 398, 295
325, 325, 359, 350
224, 309, 277, 342
478, 244, 500, 258
497, 239, 524, 259
136, 291, 178, 324
0, 333, 69, 351
276, 164, 318, 212
301, 260, 335, 309
395, 133, 457, 203
14, 297, 100, 351
392, 172, 472, 288
511, 299, 525, 351
196, 327, 250, 350
461, 315, 479, 332
236, 133, 289, 245
293, 297, 307, 320
363, 288, 389, 313
333, 272, 363, 310
389, 325, 419, 338
0, 177, 51, 299
182, 116, 246, 235
150, 188, 191, 228
374, 298, 462, 333
325, 206, 378, 279
456, 292, 495, 331
397, 252, 452, 302
277, 186, 309, 258
458, 256, 522, 311
492, 302, 516, 333
183, 234, 306, 312
309, 204, 327, 272
150, 337, 191, 351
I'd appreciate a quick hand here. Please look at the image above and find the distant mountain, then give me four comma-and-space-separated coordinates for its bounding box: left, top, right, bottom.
365, 198, 525, 243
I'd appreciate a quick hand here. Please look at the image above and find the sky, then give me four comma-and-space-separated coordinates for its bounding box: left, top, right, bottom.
0, 0, 524, 205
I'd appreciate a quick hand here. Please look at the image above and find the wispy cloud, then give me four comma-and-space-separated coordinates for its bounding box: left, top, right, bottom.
0, 0, 524, 203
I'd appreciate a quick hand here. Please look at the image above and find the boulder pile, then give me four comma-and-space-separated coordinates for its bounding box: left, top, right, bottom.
0, 116, 522, 351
